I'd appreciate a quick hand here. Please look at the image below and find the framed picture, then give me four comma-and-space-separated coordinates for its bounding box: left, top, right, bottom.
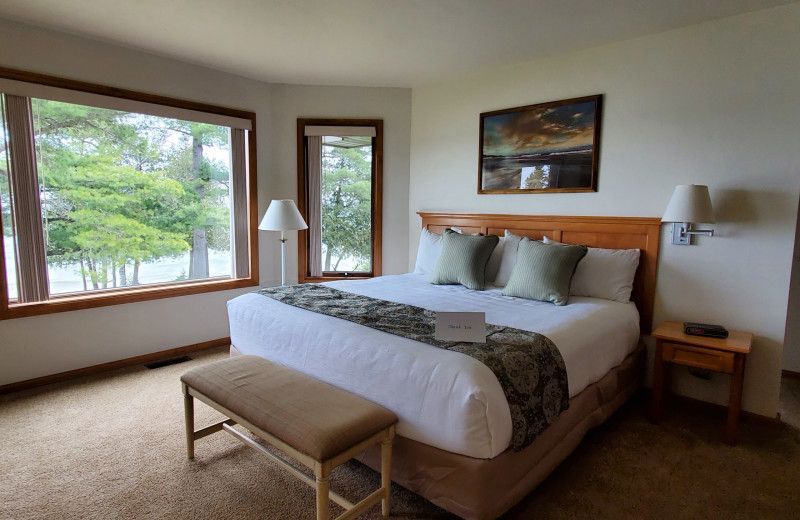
478, 95, 602, 194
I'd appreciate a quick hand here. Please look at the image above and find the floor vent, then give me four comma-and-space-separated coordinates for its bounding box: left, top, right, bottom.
145, 356, 192, 370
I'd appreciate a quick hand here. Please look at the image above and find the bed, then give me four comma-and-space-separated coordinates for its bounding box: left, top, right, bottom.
227, 212, 661, 520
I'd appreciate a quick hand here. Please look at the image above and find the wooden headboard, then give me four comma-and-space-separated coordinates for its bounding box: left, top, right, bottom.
418, 212, 662, 334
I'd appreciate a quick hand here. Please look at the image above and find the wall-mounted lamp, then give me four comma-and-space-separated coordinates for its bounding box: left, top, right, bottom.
662, 184, 715, 245
258, 199, 308, 285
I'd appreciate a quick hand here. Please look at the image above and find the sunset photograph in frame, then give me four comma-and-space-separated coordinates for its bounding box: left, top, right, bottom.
479, 95, 602, 194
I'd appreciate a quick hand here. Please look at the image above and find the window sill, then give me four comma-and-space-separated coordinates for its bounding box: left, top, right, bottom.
0, 277, 258, 320
300, 274, 374, 283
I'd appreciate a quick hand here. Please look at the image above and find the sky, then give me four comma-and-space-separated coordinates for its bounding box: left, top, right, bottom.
482, 100, 597, 157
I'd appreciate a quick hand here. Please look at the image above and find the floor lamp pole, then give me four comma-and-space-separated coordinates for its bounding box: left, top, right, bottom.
279, 231, 287, 286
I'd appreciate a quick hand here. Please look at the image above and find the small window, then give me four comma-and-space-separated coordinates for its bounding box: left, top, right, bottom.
0, 69, 257, 319
297, 119, 382, 282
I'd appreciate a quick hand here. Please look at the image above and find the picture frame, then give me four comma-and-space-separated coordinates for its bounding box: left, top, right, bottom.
478, 95, 602, 194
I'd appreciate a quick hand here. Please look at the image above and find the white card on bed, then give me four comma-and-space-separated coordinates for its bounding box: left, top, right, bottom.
435, 311, 486, 343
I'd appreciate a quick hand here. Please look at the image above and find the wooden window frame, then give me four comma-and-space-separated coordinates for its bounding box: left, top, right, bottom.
296, 118, 383, 283
0, 66, 259, 320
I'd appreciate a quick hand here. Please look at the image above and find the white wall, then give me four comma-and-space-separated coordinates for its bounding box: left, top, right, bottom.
0, 19, 411, 386
408, 4, 800, 417
262, 83, 410, 284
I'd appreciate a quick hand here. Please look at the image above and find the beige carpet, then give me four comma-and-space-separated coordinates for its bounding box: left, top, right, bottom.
1, 346, 798, 520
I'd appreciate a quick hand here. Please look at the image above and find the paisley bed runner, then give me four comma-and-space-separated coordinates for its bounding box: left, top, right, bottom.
257, 284, 569, 450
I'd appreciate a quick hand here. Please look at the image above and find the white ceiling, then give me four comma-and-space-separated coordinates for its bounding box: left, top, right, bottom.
0, 0, 793, 88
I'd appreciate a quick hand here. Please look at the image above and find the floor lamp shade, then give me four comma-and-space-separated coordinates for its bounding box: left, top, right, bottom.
258, 199, 308, 232
258, 199, 307, 285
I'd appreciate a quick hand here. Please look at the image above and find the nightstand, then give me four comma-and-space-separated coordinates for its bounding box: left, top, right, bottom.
650, 321, 753, 445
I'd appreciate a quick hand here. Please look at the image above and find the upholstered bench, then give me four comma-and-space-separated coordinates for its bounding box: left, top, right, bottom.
181, 355, 398, 520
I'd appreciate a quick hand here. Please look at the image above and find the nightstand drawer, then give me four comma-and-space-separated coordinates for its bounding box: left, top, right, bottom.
661, 341, 735, 373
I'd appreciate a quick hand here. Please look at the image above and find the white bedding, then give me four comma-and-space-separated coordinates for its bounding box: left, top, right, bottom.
227, 273, 639, 459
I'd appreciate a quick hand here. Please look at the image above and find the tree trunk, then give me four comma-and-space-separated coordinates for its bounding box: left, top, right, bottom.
102, 258, 108, 289
324, 246, 332, 272
119, 263, 127, 286
112, 259, 117, 288
80, 257, 88, 291
189, 131, 209, 279
86, 257, 99, 290
133, 261, 140, 285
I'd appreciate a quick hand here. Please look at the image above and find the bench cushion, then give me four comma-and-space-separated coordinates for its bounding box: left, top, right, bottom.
181, 355, 397, 461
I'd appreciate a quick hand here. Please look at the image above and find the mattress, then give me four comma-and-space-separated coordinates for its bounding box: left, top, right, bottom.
227, 273, 639, 459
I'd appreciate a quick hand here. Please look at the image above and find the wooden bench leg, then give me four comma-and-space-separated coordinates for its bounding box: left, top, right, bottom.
182, 383, 194, 459
381, 435, 392, 517
315, 471, 330, 520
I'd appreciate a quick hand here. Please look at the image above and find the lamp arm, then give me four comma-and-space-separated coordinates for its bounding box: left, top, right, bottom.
671, 222, 714, 245
683, 227, 714, 237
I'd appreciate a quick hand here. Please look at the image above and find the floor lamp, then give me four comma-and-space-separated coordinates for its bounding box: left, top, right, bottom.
258, 199, 308, 286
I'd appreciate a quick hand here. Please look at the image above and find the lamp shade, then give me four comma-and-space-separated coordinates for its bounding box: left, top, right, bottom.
258, 199, 308, 231
661, 184, 715, 224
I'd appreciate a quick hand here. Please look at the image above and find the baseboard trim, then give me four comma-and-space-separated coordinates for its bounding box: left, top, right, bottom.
0, 337, 230, 395
657, 390, 779, 424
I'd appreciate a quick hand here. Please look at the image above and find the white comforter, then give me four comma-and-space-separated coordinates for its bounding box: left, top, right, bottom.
227, 273, 639, 459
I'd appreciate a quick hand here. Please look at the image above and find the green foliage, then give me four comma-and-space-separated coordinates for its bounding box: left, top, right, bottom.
1, 167, 11, 236
1, 110, 14, 236
524, 166, 548, 190
162, 121, 232, 266
19, 98, 233, 289
320, 145, 372, 272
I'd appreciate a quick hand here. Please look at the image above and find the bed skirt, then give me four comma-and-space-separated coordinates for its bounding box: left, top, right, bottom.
355, 342, 645, 520
229, 342, 645, 520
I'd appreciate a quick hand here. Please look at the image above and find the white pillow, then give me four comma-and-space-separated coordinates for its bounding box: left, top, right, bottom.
485, 236, 505, 282
543, 237, 640, 303
494, 230, 524, 287
413, 228, 443, 275
414, 227, 505, 281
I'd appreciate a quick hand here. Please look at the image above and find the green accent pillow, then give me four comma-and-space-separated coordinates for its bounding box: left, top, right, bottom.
502, 238, 588, 305
430, 229, 499, 290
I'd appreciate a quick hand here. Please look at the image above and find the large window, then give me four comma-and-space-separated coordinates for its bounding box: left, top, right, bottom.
0, 68, 258, 319
297, 119, 382, 282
